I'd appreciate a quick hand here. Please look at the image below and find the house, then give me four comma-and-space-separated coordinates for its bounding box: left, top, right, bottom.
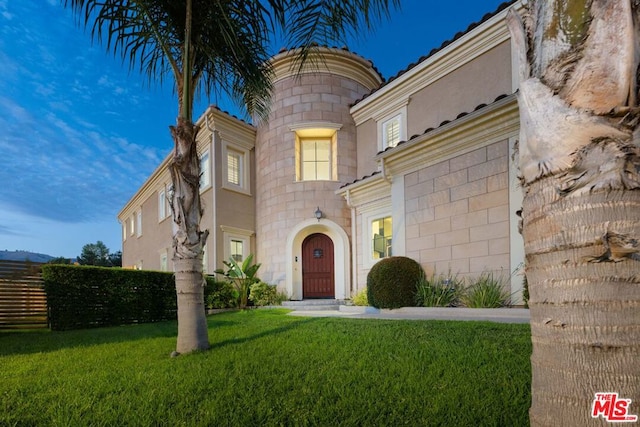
118, 0, 526, 303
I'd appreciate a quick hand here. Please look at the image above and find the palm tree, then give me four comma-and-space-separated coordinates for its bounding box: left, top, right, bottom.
507, 1, 640, 425
65, 0, 398, 354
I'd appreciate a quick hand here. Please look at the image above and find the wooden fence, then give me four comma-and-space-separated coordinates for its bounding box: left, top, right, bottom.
0, 260, 47, 329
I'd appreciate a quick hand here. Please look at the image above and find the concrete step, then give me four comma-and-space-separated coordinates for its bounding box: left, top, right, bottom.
282, 300, 347, 311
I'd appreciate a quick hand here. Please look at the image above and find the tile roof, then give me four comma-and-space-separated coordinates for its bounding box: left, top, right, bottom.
339, 92, 512, 189
351, 1, 517, 107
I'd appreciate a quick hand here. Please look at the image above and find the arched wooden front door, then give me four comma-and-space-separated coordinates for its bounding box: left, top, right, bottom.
302, 233, 335, 299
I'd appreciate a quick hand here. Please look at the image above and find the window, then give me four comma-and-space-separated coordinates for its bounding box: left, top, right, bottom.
371, 216, 392, 259
221, 225, 253, 264
227, 150, 242, 186
130, 216, 135, 236
158, 189, 167, 221
301, 138, 331, 181
290, 122, 341, 182
136, 211, 142, 237
160, 252, 168, 272
200, 150, 210, 189
122, 223, 127, 241
222, 143, 251, 194
382, 115, 401, 148
230, 239, 244, 263
202, 244, 208, 274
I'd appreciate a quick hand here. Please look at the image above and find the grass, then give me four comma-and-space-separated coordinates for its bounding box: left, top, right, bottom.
1, 309, 531, 426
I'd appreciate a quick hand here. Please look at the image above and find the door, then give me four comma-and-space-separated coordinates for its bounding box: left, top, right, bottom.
302, 233, 335, 299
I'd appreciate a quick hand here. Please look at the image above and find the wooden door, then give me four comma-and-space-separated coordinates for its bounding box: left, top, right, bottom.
302, 233, 335, 299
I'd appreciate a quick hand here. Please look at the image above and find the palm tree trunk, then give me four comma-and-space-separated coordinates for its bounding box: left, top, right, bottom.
509, 1, 640, 425
170, 117, 209, 354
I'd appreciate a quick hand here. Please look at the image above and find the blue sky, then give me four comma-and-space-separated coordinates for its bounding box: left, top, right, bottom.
0, 0, 507, 258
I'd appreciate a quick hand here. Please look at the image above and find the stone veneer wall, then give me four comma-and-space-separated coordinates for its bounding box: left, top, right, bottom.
255, 53, 378, 288
404, 140, 511, 278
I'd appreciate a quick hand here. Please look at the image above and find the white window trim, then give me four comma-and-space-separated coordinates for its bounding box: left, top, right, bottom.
199, 149, 211, 192
158, 188, 168, 222
122, 222, 127, 241
361, 204, 393, 268
222, 142, 251, 195
159, 249, 168, 272
130, 216, 135, 236
220, 225, 254, 263
377, 106, 407, 152
136, 210, 142, 237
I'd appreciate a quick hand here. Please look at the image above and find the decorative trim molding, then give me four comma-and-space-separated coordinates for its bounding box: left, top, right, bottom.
270, 47, 382, 91
350, 2, 524, 126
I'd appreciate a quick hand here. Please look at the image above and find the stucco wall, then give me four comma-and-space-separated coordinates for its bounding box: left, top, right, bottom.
406, 42, 512, 137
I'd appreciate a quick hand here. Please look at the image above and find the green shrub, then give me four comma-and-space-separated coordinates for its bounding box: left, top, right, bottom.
351, 288, 369, 306
42, 265, 176, 330
461, 272, 511, 308
367, 256, 424, 309
215, 254, 261, 309
204, 277, 238, 309
249, 282, 288, 306
415, 270, 462, 307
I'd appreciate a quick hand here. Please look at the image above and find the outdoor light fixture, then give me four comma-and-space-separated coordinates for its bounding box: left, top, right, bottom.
314, 207, 323, 221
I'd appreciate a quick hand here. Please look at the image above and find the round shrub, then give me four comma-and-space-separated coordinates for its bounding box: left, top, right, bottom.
366, 256, 424, 309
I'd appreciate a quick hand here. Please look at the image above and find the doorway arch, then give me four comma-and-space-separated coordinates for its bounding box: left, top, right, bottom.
285, 219, 350, 300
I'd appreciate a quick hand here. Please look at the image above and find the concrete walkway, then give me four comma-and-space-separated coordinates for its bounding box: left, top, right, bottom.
288, 306, 530, 324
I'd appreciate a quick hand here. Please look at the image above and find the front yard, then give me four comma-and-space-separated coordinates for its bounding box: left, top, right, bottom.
1, 309, 531, 426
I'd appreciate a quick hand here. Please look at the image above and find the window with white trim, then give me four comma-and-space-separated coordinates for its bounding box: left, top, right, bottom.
200, 150, 210, 189
382, 115, 401, 148
160, 252, 168, 272
158, 189, 167, 221
221, 225, 253, 264
130, 216, 135, 236
227, 150, 242, 186
230, 239, 244, 263
122, 223, 127, 241
371, 216, 392, 259
136, 211, 142, 237
222, 143, 251, 194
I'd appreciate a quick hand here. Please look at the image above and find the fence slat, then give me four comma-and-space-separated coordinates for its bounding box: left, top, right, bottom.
0, 260, 47, 329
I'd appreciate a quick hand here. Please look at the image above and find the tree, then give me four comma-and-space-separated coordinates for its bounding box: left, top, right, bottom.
65, 0, 398, 354
109, 251, 122, 267
77, 240, 112, 266
507, 1, 640, 425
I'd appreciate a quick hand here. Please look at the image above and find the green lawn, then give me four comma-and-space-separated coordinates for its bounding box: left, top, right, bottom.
1, 309, 531, 426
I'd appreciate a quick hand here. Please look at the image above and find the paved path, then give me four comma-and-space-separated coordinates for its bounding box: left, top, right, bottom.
288, 306, 530, 324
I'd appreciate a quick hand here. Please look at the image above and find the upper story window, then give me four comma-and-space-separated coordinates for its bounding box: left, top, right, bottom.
158, 189, 167, 221
136, 211, 142, 237
382, 115, 401, 149
122, 223, 127, 241
301, 138, 331, 181
129, 216, 135, 236
227, 150, 242, 186
290, 122, 342, 182
376, 105, 407, 152
222, 142, 251, 194
199, 150, 210, 189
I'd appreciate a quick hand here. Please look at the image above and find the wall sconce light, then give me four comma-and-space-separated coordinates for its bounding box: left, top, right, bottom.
314, 207, 323, 222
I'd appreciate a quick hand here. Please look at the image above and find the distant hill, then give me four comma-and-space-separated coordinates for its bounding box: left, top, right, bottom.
0, 250, 54, 263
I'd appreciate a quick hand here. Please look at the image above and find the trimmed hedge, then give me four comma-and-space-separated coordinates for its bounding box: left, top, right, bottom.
367, 256, 424, 309
43, 265, 178, 331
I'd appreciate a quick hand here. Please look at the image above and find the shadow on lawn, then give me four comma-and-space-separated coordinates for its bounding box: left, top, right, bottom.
207, 316, 320, 351
0, 318, 240, 357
